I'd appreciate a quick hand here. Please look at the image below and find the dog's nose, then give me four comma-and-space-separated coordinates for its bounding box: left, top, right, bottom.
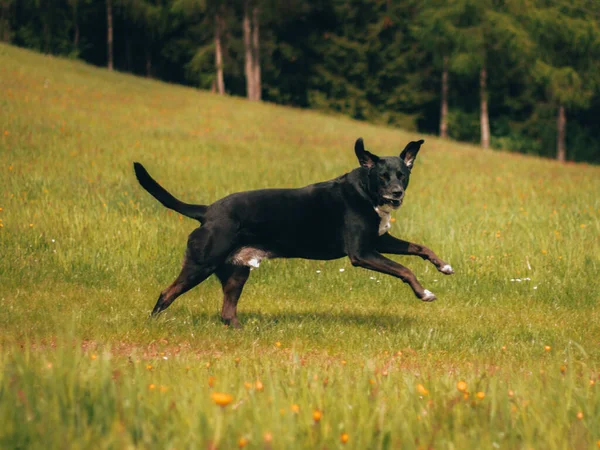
391, 188, 404, 199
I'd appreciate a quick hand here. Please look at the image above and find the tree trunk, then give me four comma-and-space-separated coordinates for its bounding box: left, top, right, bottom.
106, 0, 113, 71
145, 45, 152, 78
251, 6, 261, 101
214, 13, 225, 95
243, 0, 255, 100
43, 0, 51, 53
1, 1, 10, 43
479, 65, 490, 149
71, 0, 79, 50
440, 55, 449, 139
556, 104, 566, 162
74, 17, 79, 49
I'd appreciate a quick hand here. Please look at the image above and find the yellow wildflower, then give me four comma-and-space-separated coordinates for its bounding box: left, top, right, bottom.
211, 392, 233, 407
312, 409, 322, 422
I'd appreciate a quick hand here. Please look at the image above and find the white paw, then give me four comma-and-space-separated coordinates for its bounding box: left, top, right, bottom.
421, 289, 437, 302
439, 264, 454, 275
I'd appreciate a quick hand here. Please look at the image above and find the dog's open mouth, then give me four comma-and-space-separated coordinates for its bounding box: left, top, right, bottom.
382, 197, 402, 209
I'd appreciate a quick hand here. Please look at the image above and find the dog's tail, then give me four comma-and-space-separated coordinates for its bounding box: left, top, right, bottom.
133, 162, 207, 223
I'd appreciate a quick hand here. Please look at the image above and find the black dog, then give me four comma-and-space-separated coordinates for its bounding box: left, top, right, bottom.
134, 138, 453, 327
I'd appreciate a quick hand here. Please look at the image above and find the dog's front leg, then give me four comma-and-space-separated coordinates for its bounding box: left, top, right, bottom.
376, 233, 454, 275
348, 251, 436, 301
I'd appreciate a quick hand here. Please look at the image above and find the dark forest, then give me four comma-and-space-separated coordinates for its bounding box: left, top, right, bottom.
2, 0, 599, 163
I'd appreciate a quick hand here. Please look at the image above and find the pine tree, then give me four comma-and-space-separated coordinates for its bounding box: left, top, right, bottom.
214, 6, 225, 94
451, 0, 532, 149
242, 0, 261, 101
307, 0, 425, 126
243, 0, 254, 100
414, 0, 460, 138
66, 0, 88, 53
1, 0, 14, 42
528, 0, 600, 161
122, 0, 170, 77
106, 0, 113, 70
251, 4, 260, 101
173, 0, 231, 93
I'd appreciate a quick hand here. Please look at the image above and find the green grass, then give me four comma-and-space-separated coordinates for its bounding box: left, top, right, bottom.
1, 43, 599, 449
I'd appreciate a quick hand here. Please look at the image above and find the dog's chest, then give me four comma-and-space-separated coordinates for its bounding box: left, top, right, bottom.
374, 206, 392, 236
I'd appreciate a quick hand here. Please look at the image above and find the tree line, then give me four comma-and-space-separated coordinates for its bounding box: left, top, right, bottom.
1, 0, 599, 163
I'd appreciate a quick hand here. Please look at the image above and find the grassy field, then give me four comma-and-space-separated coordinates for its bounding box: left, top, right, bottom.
1, 43, 599, 449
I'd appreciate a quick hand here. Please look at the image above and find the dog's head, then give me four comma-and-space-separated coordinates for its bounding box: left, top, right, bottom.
354, 138, 424, 211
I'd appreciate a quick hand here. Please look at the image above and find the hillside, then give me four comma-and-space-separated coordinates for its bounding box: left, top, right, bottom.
1, 44, 599, 449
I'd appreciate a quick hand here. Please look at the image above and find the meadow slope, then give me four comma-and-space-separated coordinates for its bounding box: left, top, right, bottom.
1, 44, 599, 449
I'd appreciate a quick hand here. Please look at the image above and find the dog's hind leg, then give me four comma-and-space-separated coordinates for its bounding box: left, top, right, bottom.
151, 259, 214, 316
215, 264, 250, 328
150, 225, 234, 316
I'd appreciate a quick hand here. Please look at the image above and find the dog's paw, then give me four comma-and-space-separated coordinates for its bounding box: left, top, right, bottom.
439, 264, 454, 275
222, 317, 243, 329
420, 289, 437, 302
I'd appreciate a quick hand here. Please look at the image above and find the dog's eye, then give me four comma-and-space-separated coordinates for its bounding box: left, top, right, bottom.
396, 172, 404, 180
379, 173, 390, 182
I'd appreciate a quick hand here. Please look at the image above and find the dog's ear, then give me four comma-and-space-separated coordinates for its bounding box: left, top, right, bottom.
355, 138, 380, 168
400, 139, 424, 169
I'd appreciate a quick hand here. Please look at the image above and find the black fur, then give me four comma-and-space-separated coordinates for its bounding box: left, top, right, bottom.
135, 138, 453, 327
134, 163, 207, 222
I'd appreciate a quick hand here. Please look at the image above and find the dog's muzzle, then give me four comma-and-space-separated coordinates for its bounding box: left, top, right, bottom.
382, 195, 403, 209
